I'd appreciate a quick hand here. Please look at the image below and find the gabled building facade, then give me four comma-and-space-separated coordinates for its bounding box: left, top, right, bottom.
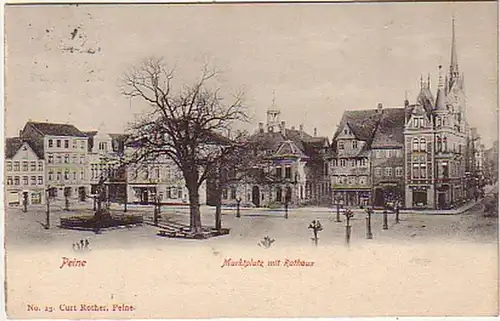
20, 121, 90, 201
371, 107, 406, 207
216, 103, 330, 208
329, 107, 381, 207
5, 137, 45, 205
404, 19, 469, 209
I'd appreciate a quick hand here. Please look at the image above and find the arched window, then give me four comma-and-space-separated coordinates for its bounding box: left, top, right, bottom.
412, 138, 419, 151
420, 138, 426, 151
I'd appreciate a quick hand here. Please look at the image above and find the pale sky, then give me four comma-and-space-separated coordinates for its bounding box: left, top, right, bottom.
4, 2, 498, 147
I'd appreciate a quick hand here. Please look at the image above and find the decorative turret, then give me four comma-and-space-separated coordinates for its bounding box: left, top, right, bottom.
266, 91, 281, 133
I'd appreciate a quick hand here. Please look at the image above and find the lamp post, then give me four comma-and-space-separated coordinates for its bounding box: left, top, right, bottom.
382, 207, 389, 230
45, 186, 51, 229
394, 199, 400, 224
344, 208, 354, 246
236, 196, 241, 218
334, 194, 342, 223
365, 207, 373, 239
284, 184, 290, 219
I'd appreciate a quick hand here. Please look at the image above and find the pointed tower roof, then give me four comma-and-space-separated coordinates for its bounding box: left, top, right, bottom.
449, 17, 460, 91
450, 18, 458, 73
435, 65, 447, 111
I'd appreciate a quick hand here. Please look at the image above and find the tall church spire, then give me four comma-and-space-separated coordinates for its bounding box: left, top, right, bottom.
449, 17, 460, 89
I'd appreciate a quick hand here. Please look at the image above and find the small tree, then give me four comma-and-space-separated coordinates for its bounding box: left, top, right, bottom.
122, 58, 248, 235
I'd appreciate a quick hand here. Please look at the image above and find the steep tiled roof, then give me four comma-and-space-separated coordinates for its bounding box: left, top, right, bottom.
333, 109, 382, 143
5, 137, 44, 159
26, 121, 87, 137
371, 108, 406, 148
416, 86, 435, 114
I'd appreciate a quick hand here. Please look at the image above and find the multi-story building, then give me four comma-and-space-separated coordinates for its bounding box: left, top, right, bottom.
329, 107, 381, 207
403, 20, 469, 209
5, 137, 45, 205
84, 126, 129, 203
223, 104, 330, 208
20, 121, 89, 200
371, 107, 406, 207
124, 145, 203, 205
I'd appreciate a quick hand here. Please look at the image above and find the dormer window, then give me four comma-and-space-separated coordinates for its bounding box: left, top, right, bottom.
352, 140, 358, 149
338, 141, 344, 150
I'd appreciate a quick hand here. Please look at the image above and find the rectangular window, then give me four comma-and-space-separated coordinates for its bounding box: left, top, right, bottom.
332, 159, 338, 167
73, 172, 77, 180
48, 139, 53, 148
14, 176, 20, 185
352, 140, 358, 149
80, 156, 85, 164
73, 140, 77, 148
351, 160, 356, 167
285, 166, 292, 179
64, 155, 69, 163
48, 155, 53, 164
338, 141, 344, 150
31, 176, 36, 185
340, 159, 346, 167
412, 164, 419, 179
22, 161, 28, 171
30, 161, 36, 171
64, 170, 70, 180
38, 176, 43, 185
56, 140, 61, 148
7, 176, 13, 185
23, 176, 28, 185
420, 164, 426, 178
413, 139, 419, 151
14, 161, 20, 171
276, 167, 282, 178
385, 167, 392, 177
80, 141, 85, 149
359, 176, 366, 185
178, 189, 183, 199
48, 171, 53, 181
38, 162, 43, 172
6, 161, 12, 171
56, 156, 62, 164
64, 140, 69, 148
395, 167, 403, 177
375, 168, 382, 177
80, 170, 85, 180
57, 171, 61, 181
230, 187, 237, 200
414, 118, 419, 128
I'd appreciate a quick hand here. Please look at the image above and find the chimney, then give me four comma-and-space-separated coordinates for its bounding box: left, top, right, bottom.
258, 122, 264, 133
19, 130, 22, 137
377, 103, 383, 112
299, 124, 303, 131
404, 99, 409, 108
280, 121, 286, 133
291, 126, 295, 130
314, 127, 317, 137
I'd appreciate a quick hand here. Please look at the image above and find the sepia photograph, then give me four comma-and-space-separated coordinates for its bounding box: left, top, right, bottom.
3, 2, 499, 318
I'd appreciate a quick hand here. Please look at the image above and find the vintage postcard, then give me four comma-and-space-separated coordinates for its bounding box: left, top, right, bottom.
3, 2, 499, 319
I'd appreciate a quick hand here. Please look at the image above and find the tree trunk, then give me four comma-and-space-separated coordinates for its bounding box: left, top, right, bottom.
215, 190, 222, 231
187, 185, 202, 234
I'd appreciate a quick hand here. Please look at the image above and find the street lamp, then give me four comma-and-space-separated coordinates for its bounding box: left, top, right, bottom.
365, 207, 373, 239
344, 208, 354, 246
333, 194, 343, 223
45, 186, 51, 229
235, 196, 242, 218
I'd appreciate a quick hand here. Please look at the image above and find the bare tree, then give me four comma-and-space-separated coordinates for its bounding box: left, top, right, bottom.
121, 57, 248, 235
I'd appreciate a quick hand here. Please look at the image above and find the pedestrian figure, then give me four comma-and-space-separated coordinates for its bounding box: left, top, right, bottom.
72, 243, 77, 251
80, 239, 85, 249
85, 239, 90, 249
